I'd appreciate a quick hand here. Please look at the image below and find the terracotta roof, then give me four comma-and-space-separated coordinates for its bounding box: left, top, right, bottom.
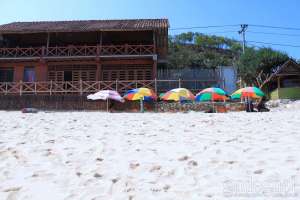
0, 19, 169, 34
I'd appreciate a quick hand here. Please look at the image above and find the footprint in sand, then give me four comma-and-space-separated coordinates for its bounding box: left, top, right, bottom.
254, 169, 264, 174
129, 163, 140, 170
178, 156, 189, 161
3, 187, 21, 200
150, 165, 161, 172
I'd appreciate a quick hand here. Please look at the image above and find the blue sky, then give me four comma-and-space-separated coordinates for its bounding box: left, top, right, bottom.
1, 0, 300, 58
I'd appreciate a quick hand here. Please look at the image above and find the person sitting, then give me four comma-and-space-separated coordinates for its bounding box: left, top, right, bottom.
256, 96, 270, 112
245, 99, 255, 112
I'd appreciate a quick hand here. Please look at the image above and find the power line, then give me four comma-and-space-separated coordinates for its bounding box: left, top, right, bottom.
247, 40, 300, 48
169, 24, 240, 31
248, 31, 300, 37
248, 24, 300, 31
170, 24, 300, 32
196, 30, 237, 34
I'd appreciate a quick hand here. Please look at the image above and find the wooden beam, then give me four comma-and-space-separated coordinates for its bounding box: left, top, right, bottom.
153, 30, 156, 53
46, 32, 50, 49
101, 59, 153, 65
96, 62, 102, 81
152, 56, 157, 79
99, 32, 102, 46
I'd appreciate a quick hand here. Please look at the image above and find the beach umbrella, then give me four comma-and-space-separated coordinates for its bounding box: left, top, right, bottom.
231, 87, 265, 99
195, 87, 228, 102
87, 90, 124, 102
87, 90, 124, 111
124, 87, 157, 112
160, 88, 195, 101
124, 87, 157, 101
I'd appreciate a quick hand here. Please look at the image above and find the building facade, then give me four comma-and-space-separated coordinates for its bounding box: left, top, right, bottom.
0, 19, 168, 95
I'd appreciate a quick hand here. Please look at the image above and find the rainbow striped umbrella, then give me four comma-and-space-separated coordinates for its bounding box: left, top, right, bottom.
124, 87, 157, 101
195, 87, 228, 102
160, 88, 195, 101
231, 87, 265, 99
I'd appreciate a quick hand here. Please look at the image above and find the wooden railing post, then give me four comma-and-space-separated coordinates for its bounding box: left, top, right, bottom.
42, 46, 45, 57
115, 79, 118, 91
125, 44, 128, 54
178, 78, 181, 88
5, 82, 8, 95
80, 79, 83, 96
34, 82, 37, 95
19, 80, 23, 96
50, 80, 52, 95
96, 45, 100, 56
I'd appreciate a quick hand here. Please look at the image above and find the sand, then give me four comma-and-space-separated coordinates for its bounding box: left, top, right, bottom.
0, 105, 300, 199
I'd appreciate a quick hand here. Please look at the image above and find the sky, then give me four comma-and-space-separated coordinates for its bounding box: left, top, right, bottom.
1, 0, 300, 59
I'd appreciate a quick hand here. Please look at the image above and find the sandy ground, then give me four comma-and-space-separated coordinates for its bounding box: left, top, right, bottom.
0, 104, 300, 200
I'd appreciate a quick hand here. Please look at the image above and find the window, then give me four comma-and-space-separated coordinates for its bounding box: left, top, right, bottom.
64, 71, 73, 81
24, 67, 36, 82
0, 68, 14, 82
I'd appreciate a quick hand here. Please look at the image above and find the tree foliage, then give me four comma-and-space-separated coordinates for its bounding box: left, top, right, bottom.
168, 32, 291, 86
168, 32, 241, 68
236, 47, 289, 86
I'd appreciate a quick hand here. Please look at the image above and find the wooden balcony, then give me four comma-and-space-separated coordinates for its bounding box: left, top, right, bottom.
0, 79, 218, 95
0, 44, 155, 59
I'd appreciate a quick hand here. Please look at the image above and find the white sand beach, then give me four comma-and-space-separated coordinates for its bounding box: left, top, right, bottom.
0, 103, 300, 200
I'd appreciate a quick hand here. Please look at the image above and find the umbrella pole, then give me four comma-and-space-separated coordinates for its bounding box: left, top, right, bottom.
106, 99, 109, 112
211, 92, 215, 113
140, 98, 144, 113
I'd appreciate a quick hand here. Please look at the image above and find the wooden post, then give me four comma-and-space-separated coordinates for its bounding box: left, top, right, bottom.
42, 46, 45, 57
178, 78, 181, 88
152, 30, 156, 53
99, 32, 103, 46
34, 82, 37, 95
50, 80, 52, 96
115, 79, 118, 91
46, 33, 50, 49
152, 55, 157, 79
80, 79, 83, 96
96, 62, 101, 81
19, 80, 22, 96
277, 76, 281, 89
125, 44, 128, 54
154, 78, 157, 94
5, 82, 8, 95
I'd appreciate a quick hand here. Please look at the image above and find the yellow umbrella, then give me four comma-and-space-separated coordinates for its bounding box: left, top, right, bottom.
160, 88, 195, 101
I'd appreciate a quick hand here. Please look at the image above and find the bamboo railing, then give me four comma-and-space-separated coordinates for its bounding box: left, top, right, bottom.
0, 44, 155, 58
0, 79, 219, 95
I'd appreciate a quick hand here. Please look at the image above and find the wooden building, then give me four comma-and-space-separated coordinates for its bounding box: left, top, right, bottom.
263, 59, 300, 99
0, 19, 168, 95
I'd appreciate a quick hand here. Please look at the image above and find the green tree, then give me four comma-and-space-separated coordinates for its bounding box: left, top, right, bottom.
168, 32, 290, 86
236, 47, 289, 86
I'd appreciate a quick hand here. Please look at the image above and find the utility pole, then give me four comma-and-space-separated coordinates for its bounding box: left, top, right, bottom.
238, 24, 248, 88
238, 24, 248, 54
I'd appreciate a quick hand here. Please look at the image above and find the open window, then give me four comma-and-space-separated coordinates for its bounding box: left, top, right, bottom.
0, 68, 14, 82
24, 67, 36, 82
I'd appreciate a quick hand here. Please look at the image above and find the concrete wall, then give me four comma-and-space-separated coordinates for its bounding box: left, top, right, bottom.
218, 66, 237, 94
